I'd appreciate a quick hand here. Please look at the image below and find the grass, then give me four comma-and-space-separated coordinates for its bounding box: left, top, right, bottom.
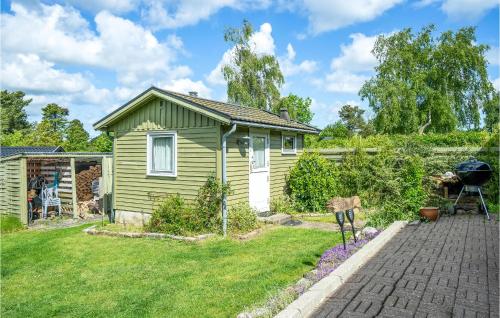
0, 215, 24, 233
1, 225, 341, 317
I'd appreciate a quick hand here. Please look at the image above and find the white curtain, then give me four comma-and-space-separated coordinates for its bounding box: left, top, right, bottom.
153, 137, 173, 172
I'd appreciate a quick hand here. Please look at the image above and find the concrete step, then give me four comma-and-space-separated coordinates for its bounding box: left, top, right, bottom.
257, 213, 291, 225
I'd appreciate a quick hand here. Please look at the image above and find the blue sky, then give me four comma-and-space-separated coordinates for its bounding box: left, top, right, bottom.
1, 0, 498, 135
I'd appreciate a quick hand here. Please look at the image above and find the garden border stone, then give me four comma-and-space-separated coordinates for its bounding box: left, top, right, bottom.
274, 220, 407, 318
83, 225, 215, 242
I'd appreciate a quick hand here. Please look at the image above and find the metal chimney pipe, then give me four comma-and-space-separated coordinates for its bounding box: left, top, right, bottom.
280, 108, 290, 121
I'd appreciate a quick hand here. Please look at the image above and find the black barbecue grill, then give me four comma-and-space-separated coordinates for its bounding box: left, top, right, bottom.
453, 157, 493, 220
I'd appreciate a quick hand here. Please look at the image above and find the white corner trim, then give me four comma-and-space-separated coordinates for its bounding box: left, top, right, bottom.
146, 131, 177, 177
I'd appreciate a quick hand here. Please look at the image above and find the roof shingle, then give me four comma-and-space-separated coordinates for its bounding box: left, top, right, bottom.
0, 146, 64, 157
162, 89, 319, 133
94, 87, 320, 133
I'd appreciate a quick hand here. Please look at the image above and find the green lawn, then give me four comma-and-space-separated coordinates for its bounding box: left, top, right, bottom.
1, 225, 340, 318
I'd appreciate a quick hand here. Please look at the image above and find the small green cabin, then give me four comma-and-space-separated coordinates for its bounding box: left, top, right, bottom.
94, 87, 319, 224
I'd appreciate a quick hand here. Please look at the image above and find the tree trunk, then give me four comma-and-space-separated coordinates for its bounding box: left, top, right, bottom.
418, 110, 431, 135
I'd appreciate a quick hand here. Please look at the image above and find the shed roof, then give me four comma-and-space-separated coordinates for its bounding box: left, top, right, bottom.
94, 87, 320, 134
0, 151, 112, 162
0, 146, 64, 157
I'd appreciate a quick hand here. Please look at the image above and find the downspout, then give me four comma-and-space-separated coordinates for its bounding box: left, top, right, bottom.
222, 123, 237, 237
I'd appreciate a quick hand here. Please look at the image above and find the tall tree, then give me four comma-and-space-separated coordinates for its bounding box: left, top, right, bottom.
319, 121, 350, 139
64, 119, 89, 151
26, 120, 64, 146
360, 25, 494, 134
483, 91, 499, 132
90, 132, 113, 152
0, 90, 31, 134
42, 103, 69, 133
273, 94, 314, 124
339, 104, 366, 133
222, 20, 284, 110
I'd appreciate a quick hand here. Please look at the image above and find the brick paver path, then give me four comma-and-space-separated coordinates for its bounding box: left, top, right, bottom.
313, 215, 499, 317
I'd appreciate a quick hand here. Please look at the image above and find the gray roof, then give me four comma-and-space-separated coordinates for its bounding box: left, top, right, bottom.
0, 146, 64, 157
163, 89, 320, 133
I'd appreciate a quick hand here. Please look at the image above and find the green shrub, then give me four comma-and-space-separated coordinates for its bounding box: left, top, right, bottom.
286, 152, 337, 212
228, 203, 258, 233
337, 148, 400, 208
270, 195, 295, 215
146, 194, 199, 235
195, 173, 231, 230
477, 130, 499, 211
1, 215, 24, 233
307, 130, 491, 149
146, 174, 232, 235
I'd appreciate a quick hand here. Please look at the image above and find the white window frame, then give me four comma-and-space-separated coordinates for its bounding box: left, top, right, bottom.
146, 131, 177, 177
281, 133, 297, 155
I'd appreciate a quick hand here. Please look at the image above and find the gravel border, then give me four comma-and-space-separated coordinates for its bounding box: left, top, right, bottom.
274, 221, 407, 318
83, 225, 215, 242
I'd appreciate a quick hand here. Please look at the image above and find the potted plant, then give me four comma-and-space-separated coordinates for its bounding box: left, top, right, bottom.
419, 195, 441, 221
419, 206, 439, 221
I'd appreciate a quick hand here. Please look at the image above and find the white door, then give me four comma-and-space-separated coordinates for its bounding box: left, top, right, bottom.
249, 132, 270, 212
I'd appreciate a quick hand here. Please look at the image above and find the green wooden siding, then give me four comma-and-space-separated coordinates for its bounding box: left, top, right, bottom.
0, 158, 22, 217
225, 128, 303, 206
226, 126, 250, 205
270, 131, 303, 200
112, 97, 220, 214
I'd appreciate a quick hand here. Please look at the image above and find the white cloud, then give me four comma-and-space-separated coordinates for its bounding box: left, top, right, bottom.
441, 0, 498, 20
207, 22, 275, 85
413, 0, 440, 8
309, 98, 363, 128
486, 45, 499, 66
63, 0, 138, 14
493, 78, 500, 91
319, 32, 379, 94
161, 78, 212, 98
142, 0, 271, 30
322, 71, 370, 94
282, 0, 402, 34
1, 2, 190, 87
279, 43, 318, 76
1, 53, 93, 94
331, 33, 378, 72
207, 23, 316, 85
416, 0, 498, 20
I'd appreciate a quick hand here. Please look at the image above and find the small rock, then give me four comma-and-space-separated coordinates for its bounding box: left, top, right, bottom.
362, 227, 378, 236
304, 269, 318, 280
408, 220, 420, 226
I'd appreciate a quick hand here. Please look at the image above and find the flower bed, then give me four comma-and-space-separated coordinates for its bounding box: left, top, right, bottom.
83, 225, 215, 242
238, 228, 379, 318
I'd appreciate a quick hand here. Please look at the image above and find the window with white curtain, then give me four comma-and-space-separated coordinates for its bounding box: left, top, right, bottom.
147, 132, 177, 176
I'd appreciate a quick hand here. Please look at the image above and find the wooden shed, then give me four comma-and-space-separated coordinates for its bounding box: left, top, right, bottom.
93, 86, 319, 227
0, 150, 112, 225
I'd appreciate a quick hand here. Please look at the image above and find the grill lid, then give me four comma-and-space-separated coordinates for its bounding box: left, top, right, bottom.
455, 157, 493, 186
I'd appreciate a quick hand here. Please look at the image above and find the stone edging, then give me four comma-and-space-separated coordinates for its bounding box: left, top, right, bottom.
83, 225, 215, 242
274, 221, 407, 318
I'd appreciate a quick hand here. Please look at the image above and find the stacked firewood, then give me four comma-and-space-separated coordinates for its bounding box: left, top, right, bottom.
76, 165, 101, 201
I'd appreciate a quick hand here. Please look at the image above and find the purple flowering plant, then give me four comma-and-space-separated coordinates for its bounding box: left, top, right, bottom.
315, 231, 379, 281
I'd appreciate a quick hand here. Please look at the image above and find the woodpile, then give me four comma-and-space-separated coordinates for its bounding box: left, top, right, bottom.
77, 200, 101, 218
76, 165, 101, 201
